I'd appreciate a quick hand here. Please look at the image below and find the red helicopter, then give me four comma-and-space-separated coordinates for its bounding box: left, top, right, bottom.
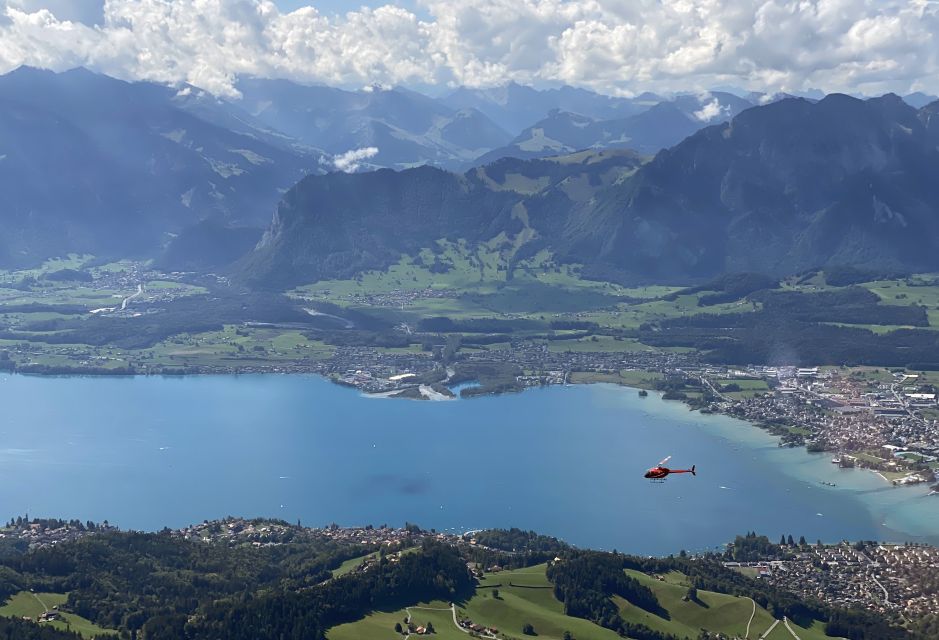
644, 456, 696, 482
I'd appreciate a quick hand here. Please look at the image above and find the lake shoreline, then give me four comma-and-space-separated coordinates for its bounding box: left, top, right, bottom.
2, 373, 937, 551
2, 368, 919, 489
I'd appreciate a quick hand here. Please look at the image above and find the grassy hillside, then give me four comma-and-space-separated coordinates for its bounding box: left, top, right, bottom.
329, 601, 464, 640
328, 565, 621, 640
620, 569, 774, 638
327, 563, 847, 640
0, 591, 116, 638
460, 565, 622, 640
620, 570, 840, 640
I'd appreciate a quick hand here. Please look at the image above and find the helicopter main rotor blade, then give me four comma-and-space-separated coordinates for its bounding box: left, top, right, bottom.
657, 455, 671, 467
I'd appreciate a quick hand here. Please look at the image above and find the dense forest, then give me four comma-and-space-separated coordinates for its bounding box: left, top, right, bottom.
472, 528, 568, 554
640, 287, 938, 366
178, 541, 472, 640
0, 616, 84, 640
547, 552, 678, 640
0, 527, 923, 640
0, 529, 367, 635
2, 293, 317, 350
666, 272, 780, 306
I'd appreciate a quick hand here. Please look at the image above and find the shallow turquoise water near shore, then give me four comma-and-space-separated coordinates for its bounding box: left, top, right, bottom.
0, 373, 936, 554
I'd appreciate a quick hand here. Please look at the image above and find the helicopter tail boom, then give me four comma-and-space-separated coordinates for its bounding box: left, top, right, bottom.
670, 465, 696, 475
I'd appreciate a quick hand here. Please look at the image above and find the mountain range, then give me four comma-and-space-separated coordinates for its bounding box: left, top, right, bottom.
234, 78, 514, 170
475, 91, 755, 162
440, 81, 657, 132
2, 66, 939, 285
0, 68, 755, 266
240, 149, 645, 288
0, 66, 318, 265
242, 93, 939, 288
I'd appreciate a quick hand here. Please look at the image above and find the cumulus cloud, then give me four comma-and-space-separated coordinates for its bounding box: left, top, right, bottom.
0, 0, 937, 97
693, 94, 729, 122
330, 147, 379, 173
6, 0, 103, 25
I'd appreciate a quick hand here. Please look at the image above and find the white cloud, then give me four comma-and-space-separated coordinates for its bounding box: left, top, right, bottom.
330, 147, 379, 172
692, 94, 729, 122
0, 0, 937, 97
6, 0, 103, 25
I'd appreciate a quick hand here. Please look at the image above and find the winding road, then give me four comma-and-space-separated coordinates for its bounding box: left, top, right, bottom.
404, 604, 494, 638
121, 284, 143, 311
745, 597, 756, 638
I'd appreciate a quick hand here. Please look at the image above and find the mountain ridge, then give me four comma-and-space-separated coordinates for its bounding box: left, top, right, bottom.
241, 93, 939, 289
0, 66, 319, 265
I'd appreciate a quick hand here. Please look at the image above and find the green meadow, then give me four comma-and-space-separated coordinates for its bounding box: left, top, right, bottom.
0, 591, 117, 638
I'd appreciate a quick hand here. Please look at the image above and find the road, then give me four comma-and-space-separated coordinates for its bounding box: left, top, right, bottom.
745, 597, 756, 638
405, 604, 496, 638
759, 619, 779, 638
783, 616, 802, 639
700, 376, 726, 401
871, 575, 890, 604
757, 615, 803, 639
890, 382, 916, 418
449, 604, 469, 635
121, 284, 143, 311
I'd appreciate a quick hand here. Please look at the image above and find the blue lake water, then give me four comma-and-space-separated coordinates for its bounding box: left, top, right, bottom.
1, 373, 937, 555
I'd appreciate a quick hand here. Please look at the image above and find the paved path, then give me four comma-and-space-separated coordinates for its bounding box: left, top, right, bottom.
745, 597, 756, 638
450, 604, 470, 635
404, 605, 489, 638
443, 603, 497, 638
759, 619, 779, 639
783, 616, 802, 639
871, 575, 890, 604
121, 284, 143, 311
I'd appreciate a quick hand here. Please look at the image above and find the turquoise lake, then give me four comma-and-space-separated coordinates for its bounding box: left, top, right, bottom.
1, 373, 937, 555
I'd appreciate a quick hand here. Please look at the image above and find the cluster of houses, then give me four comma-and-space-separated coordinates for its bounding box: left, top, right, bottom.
172, 517, 457, 550
742, 542, 939, 618
457, 618, 498, 637
708, 365, 939, 481
20, 609, 62, 624
460, 340, 689, 384
0, 519, 117, 550
327, 287, 459, 309
333, 347, 437, 392
331, 339, 691, 396
37, 610, 62, 623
